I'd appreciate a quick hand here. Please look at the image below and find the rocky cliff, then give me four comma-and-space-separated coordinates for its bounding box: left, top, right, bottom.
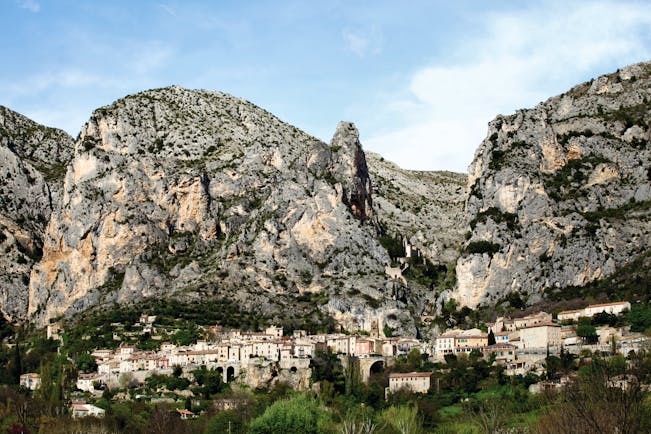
366, 152, 466, 265
3, 61, 649, 330
453, 62, 651, 308
0, 107, 73, 320
18, 86, 438, 332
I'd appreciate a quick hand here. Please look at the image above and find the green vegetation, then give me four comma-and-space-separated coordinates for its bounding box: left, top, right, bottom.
602, 102, 650, 128
489, 149, 506, 171
543, 154, 611, 200
544, 249, 651, 303
404, 258, 456, 289
469, 207, 519, 231
248, 395, 333, 433
582, 199, 651, 223
464, 240, 501, 255
378, 230, 405, 262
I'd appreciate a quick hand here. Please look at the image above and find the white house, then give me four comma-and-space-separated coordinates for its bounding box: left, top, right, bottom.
71, 403, 106, 418
435, 330, 460, 357
76, 373, 104, 392
584, 301, 631, 317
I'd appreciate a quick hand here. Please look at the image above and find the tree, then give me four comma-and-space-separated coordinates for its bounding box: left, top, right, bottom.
205, 410, 245, 434
487, 330, 496, 346
377, 405, 423, 434
248, 395, 333, 434
311, 350, 345, 393
76, 353, 98, 373
535, 363, 646, 434
464, 396, 509, 434
544, 355, 561, 380
577, 322, 598, 344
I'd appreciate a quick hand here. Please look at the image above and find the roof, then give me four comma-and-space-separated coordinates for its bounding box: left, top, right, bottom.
519, 322, 560, 330
558, 309, 582, 315
389, 372, 432, 379
20, 373, 40, 378
586, 301, 630, 308
176, 409, 195, 415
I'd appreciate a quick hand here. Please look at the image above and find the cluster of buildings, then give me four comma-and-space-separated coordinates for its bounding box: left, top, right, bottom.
74, 320, 423, 393
431, 301, 643, 377
17, 298, 638, 406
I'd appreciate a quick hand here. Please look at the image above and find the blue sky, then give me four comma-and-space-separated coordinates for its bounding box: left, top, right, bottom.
2, 1, 651, 172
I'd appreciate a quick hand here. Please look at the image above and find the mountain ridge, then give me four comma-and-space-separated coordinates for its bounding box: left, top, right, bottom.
1, 62, 649, 333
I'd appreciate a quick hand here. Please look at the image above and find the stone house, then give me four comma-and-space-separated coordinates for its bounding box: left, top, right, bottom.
355, 338, 374, 356
388, 372, 431, 394
482, 343, 517, 362
76, 373, 104, 392
519, 323, 561, 349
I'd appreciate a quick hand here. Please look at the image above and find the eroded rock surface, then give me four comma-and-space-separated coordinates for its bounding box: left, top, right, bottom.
453, 62, 651, 308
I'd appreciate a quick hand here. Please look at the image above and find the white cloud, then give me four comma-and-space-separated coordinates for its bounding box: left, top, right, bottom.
365, 1, 651, 172
18, 0, 39, 13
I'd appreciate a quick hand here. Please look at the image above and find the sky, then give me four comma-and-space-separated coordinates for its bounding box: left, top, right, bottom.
2, 1, 651, 173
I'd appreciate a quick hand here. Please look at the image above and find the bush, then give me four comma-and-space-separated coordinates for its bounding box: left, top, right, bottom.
248, 395, 334, 434
464, 241, 501, 255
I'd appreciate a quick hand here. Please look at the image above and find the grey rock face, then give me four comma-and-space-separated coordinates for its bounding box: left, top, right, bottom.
25, 87, 394, 326
0, 106, 73, 320
453, 62, 651, 308
366, 153, 466, 265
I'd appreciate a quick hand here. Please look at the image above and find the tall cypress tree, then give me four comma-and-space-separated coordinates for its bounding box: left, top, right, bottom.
488, 330, 496, 346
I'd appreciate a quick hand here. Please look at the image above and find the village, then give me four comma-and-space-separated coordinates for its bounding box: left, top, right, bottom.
18, 298, 648, 419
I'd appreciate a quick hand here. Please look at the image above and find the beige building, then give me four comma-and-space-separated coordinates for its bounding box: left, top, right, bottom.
265, 326, 283, 337
519, 323, 561, 349
557, 309, 583, 322
388, 372, 431, 394
455, 329, 488, 349
483, 344, 517, 362
514, 312, 552, 330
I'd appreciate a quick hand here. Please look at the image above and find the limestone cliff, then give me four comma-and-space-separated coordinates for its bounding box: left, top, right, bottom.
5, 61, 648, 330
22, 87, 411, 329
0, 106, 73, 320
453, 62, 651, 308
366, 152, 466, 265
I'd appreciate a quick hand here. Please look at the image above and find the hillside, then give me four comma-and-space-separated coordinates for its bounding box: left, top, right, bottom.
453, 62, 651, 308
0, 106, 74, 320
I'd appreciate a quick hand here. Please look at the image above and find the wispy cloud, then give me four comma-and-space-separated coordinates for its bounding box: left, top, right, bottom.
157, 3, 176, 16
364, 1, 651, 172
17, 0, 40, 13
342, 27, 382, 57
